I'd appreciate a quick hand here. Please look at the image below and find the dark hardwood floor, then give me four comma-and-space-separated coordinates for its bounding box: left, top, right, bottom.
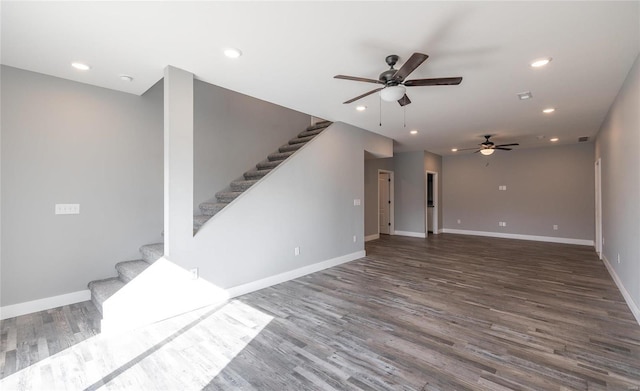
2, 234, 639, 390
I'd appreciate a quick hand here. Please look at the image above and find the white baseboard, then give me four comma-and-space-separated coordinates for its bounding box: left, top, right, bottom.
0, 290, 91, 320
227, 250, 366, 298
394, 230, 426, 238
601, 256, 640, 326
441, 228, 594, 246
365, 234, 380, 242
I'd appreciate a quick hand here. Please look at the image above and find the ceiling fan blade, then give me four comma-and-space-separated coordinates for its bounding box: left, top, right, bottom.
495, 143, 519, 147
398, 94, 411, 107
404, 77, 463, 87
343, 87, 384, 104
334, 75, 384, 84
456, 147, 481, 151
495, 147, 512, 151
392, 52, 429, 82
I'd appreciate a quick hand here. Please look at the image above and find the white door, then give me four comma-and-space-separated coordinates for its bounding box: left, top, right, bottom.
595, 159, 602, 258
379, 173, 391, 234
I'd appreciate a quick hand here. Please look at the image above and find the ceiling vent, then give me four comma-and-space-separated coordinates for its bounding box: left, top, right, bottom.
578, 136, 589, 142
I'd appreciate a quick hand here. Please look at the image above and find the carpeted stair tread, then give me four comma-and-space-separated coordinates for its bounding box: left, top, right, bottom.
244, 168, 272, 180
199, 202, 229, 216
268, 151, 295, 162
216, 191, 244, 203
140, 243, 164, 263
115, 260, 150, 283
306, 120, 332, 131
88, 277, 125, 315
193, 214, 212, 230
278, 143, 304, 153
298, 122, 331, 138
256, 160, 282, 170
230, 179, 259, 192
289, 135, 316, 145
297, 128, 326, 138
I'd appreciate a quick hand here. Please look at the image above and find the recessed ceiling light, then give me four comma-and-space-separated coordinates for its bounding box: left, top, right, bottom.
543, 108, 555, 114
356, 105, 366, 111
119, 75, 134, 82
517, 91, 533, 100
71, 62, 91, 71
223, 48, 242, 58
550, 137, 559, 142
410, 130, 418, 135
451, 148, 458, 152
530, 57, 552, 68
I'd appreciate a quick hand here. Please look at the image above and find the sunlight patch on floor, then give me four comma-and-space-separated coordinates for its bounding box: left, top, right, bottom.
0, 300, 273, 390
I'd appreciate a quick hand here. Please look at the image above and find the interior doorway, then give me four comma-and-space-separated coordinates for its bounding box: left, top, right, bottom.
378, 170, 394, 236
426, 171, 438, 236
595, 158, 602, 259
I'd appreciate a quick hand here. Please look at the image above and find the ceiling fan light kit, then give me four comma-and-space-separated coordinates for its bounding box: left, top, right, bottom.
480, 148, 495, 156
380, 85, 406, 102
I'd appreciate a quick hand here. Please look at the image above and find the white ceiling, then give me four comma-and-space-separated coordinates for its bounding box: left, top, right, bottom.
2, 1, 639, 155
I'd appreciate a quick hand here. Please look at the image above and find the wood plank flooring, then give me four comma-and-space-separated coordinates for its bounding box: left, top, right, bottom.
1, 234, 639, 390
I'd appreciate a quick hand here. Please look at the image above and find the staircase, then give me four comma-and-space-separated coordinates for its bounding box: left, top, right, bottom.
87, 120, 331, 320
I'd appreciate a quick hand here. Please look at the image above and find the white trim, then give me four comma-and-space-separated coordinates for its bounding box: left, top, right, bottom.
394, 230, 427, 238
227, 250, 366, 298
441, 228, 594, 246
365, 234, 380, 242
602, 256, 640, 325
0, 290, 91, 320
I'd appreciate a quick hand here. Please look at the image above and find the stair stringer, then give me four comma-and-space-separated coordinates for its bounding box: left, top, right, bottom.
100, 122, 392, 333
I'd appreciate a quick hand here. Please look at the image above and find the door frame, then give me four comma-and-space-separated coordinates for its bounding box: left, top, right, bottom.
595, 158, 602, 259
377, 170, 395, 236
425, 170, 439, 236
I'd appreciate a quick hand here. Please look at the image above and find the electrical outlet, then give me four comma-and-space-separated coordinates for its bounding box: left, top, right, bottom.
55, 204, 80, 215
353, 235, 357, 243
498, 222, 507, 227
553, 225, 558, 230
499, 185, 507, 191
294, 247, 300, 256
189, 268, 199, 280
353, 199, 361, 206
617, 253, 621, 264
457, 219, 461, 224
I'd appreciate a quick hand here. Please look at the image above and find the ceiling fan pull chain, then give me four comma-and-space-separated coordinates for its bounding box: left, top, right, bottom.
379, 94, 382, 126
403, 106, 406, 128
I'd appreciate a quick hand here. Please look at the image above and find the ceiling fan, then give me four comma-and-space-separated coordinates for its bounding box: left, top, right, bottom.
334, 52, 462, 107
458, 135, 520, 155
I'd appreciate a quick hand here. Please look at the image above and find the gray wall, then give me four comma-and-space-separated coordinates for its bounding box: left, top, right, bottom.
394, 151, 427, 234
595, 53, 640, 312
364, 157, 394, 237
194, 80, 311, 212
1, 66, 164, 306
442, 142, 595, 240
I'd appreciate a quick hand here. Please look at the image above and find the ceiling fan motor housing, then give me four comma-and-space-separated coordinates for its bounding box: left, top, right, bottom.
380, 55, 400, 84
